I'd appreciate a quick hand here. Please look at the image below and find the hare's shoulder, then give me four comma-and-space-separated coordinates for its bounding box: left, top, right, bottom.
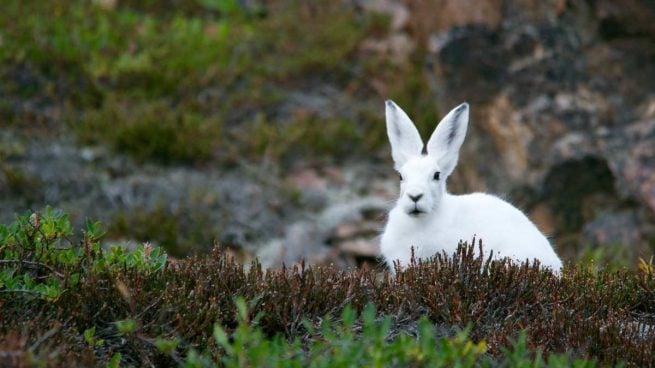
448, 192, 529, 221
449, 192, 512, 208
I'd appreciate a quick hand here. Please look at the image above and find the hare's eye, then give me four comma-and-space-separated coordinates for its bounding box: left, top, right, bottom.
399, 173, 403, 181
433, 171, 440, 181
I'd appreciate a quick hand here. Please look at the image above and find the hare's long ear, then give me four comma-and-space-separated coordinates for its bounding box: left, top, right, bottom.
385, 100, 423, 170
426, 103, 469, 177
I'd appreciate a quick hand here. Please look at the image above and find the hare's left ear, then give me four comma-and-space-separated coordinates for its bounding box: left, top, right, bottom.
426, 103, 469, 177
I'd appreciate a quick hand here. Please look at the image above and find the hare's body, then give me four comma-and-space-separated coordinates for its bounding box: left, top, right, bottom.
381, 192, 562, 269
380, 100, 562, 272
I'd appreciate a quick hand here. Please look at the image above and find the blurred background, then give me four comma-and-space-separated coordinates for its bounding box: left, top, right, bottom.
1, 0, 654, 269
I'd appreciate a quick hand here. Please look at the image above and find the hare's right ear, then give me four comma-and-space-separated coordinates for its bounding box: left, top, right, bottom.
385, 100, 423, 170
426, 103, 469, 177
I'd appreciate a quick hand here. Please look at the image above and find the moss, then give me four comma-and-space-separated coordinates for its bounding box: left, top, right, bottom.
1, 0, 393, 163
77, 96, 222, 164
107, 204, 217, 257
248, 1, 370, 81
233, 109, 386, 165
0, 164, 43, 204
118, 0, 255, 18
1, 0, 440, 164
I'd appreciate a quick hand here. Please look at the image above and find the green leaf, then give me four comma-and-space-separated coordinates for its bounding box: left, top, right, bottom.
84, 218, 106, 240
198, 0, 240, 15
107, 352, 121, 368
84, 326, 96, 345
115, 319, 137, 334
213, 325, 229, 348
155, 337, 180, 354
235, 297, 248, 323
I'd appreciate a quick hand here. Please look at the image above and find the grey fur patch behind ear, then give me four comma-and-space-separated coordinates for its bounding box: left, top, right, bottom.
425, 102, 470, 176
447, 104, 467, 144
447, 121, 457, 145
393, 121, 403, 139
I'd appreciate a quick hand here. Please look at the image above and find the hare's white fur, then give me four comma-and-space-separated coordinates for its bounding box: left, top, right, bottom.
380, 100, 562, 272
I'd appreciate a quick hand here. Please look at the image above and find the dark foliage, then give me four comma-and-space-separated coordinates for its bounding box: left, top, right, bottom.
1, 211, 654, 367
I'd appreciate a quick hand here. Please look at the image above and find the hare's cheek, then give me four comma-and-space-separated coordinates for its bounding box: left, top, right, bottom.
430, 187, 443, 203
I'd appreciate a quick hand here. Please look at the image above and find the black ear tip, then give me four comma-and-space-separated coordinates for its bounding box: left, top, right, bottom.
456, 102, 469, 112
385, 100, 396, 109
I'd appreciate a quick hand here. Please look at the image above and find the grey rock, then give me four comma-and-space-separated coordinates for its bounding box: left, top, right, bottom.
0, 134, 301, 251
256, 196, 389, 268
424, 1, 655, 253
582, 210, 643, 247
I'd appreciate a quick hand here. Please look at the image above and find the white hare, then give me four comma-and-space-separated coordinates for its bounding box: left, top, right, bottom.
380, 100, 562, 272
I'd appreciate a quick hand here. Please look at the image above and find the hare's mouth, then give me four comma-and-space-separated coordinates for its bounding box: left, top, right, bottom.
408, 208, 425, 217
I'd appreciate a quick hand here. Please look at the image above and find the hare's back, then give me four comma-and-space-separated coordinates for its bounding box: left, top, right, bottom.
451, 193, 535, 228
448, 193, 559, 265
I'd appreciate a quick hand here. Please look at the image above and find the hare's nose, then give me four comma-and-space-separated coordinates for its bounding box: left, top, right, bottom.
408, 193, 423, 203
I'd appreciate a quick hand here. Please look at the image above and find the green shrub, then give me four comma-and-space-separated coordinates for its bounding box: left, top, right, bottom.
185, 298, 596, 368
0, 207, 166, 301
186, 300, 488, 368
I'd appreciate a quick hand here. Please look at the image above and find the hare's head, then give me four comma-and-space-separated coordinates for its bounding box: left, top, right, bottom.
385, 100, 469, 217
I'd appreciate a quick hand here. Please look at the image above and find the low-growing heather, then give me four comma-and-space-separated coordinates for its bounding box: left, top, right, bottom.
1, 209, 654, 367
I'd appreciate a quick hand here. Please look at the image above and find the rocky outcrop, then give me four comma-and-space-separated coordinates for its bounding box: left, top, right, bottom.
0, 132, 303, 255
421, 0, 655, 256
